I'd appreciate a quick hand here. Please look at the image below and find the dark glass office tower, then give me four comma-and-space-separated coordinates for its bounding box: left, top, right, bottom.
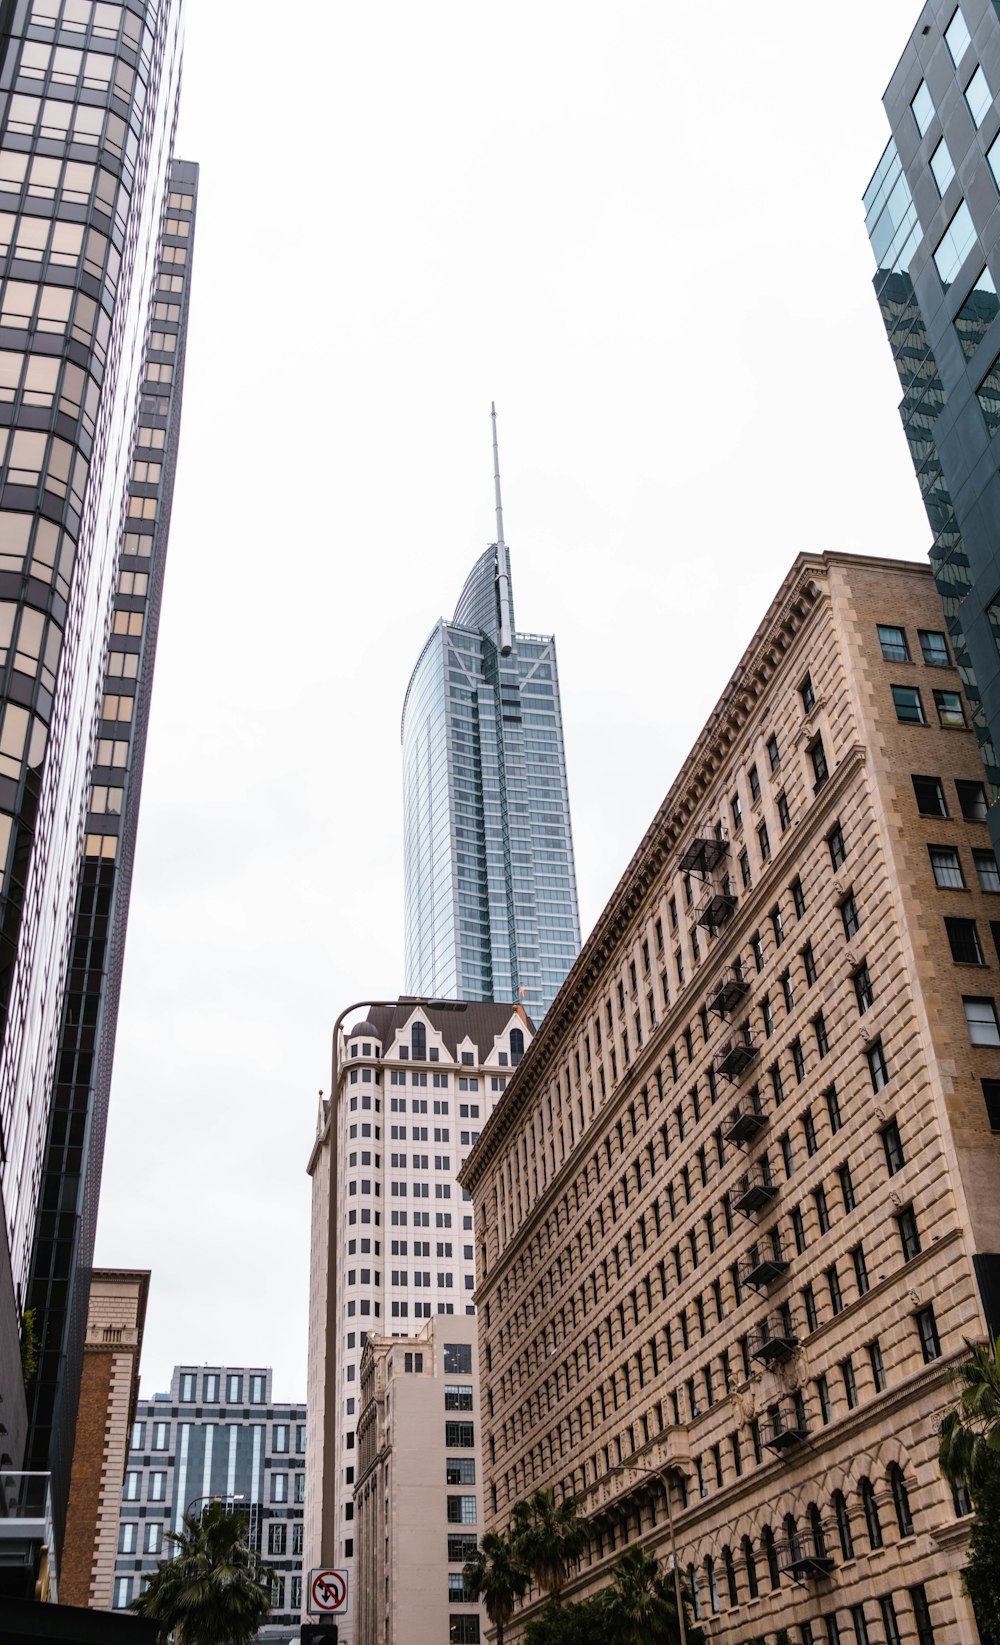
0, 0, 190, 1572
865, 0, 1000, 850
401, 412, 580, 1023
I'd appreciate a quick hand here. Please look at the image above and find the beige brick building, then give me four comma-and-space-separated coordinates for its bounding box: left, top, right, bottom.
355, 1314, 484, 1645
461, 553, 1000, 1645
60, 1268, 149, 1609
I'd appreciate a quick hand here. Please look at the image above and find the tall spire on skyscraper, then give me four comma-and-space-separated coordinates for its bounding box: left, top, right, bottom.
491, 402, 513, 656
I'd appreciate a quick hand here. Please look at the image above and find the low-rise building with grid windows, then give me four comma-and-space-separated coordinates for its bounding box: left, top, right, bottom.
355, 1314, 484, 1645
113, 1364, 306, 1642
462, 552, 1000, 1644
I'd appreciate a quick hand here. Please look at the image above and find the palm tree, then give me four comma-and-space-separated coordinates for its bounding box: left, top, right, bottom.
939, 1338, 1000, 1498
130, 1500, 272, 1645
603, 1545, 699, 1645
464, 1529, 529, 1645
512, 1488, 588, 1604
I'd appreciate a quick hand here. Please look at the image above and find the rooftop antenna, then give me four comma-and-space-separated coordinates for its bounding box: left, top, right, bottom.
491, 401, 513, 655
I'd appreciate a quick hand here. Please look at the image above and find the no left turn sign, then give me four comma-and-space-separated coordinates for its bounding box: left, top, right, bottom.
309, 1568, 348, 1615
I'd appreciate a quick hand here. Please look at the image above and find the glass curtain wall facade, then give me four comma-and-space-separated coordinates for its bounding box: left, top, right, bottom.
865, 0, 1000, 855
26, 158, 197, 1544
402, 544, 580, 1024
0, 0, 187, 1545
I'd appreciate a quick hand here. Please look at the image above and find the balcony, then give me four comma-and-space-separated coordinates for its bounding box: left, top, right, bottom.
715, 1032, 759, 1083
760, 1405, 809, 1456
740, 1238, 789, 1292
695, 879, 737, 937
732, 1164, 778, 1218
707, 966, 750, 1020
748, 1311, 799, 1365
723, 1091, 768, 1148
0, 1473, 57, 1602
779, 1529, 835, 1580
679, 833, 729, 876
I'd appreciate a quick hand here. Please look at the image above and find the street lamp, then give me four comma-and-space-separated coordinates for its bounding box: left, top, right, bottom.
608, 1460, 690, 1645
185, 1492, 245, 1519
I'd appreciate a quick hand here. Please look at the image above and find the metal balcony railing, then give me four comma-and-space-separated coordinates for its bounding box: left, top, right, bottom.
732, 1164, 778, 1217
679, 832, 729, 876
740, 1239, 789, 1292
695, 878, 738, 936
715, 1032, 759, 1082
748, 1311, 799, 1365
760, 1405, 809, 1455
778, 1529, 835, 1579
723, 1091, 768, 1147
707, 966, 750, 1020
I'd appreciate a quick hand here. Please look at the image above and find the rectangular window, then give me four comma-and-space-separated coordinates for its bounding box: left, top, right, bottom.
878, 624, 910, 661
445, 1384, 474, 1411
912, 81, 935, 136
146, 1523, 162, 1554
801, 674, 816, 712
913, 775, 948, 816
842, 1356, 858, 1408
892, 684, 925, 723
910, 1585, 936, 1645
898, 1206, 921, 1262
935, 200, 977, 287
882, 1119, 905, 1175
930, 845, 964, 887
841, 892, 860, 940
947, 917, 984, 964
931, 137, 956, 195
152, 1422, 169, 1450
839, 1163, 856, 1212
975, 849, 1000, 891
868, 1041, 889, 1092
817, 1373, 832, 1424
869, 1339, 887, 1393
249, 1374, 265, 1403
916, 1305, 942, 1362
814, 1014, 829, 1057
853, 1243, 870, 1296
114, 1578, 131, 1610
810, 737, 830, 789
957, 267, 999, 359
149, 1473, 166, 1501
777, 791, 791, 832
853, 963, 874, 1014
967, 65, 993, 127
826, 1086, 842, 1133
964, 995, 1000, 1044
447, 1495, 478, 1524
946, 7, 972, 65
767, 733, 780, 771
444, 1342, 473, 1374
749, 764, 761, 803
758, 820, 770, 862
918, 629, 950, 667
828, 823, 846, 869
449, 1618, 481, 1644
934, 689, 966, 727
226, 1374, 242, 1403
124, 1471, 140, 1500
803, 941, 817, 985
179, 1373, 195, 1402
445, 1422, 475, 1447
271, 1473, 288, 1502
828, 1265, 843, 1315
957, 779, 988, 820
983, 1079, 1000, 1131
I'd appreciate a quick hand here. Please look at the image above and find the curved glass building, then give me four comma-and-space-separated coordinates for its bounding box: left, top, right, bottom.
401, 449, 580, 1023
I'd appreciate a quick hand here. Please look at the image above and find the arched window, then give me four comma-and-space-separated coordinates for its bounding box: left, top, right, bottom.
889, 1464, 913, 1537
723, 1545, 738, 1606
834, 1490, 854, 1559
784, 1512, 800, 1563
705, 1555, 719, 1614
742, 1535, 759, 1599
763, 1525, 780, 1589
411, 1021, 426, 1059
808, 1501, 827, 1558
510, 1027, 525, 1064
861, 1477, 883, 1549
688, 1563, 702, 1621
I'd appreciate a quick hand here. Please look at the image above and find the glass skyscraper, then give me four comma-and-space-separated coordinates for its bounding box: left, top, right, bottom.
0, 0, 193, 1579
865, 0, 1000, 851
401, 413, 580, 1023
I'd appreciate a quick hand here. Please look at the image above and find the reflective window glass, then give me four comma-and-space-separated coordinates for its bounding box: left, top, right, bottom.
931, 139, 955, 196
911, 81, 935, 135
977, 350, 1000, 437
935, 201, 977, 286
918, 628, 950, 666
965, 66, 992, 127
946, 8, 972, 66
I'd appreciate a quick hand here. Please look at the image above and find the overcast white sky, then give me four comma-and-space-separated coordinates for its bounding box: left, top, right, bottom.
94, 0, 933, 1398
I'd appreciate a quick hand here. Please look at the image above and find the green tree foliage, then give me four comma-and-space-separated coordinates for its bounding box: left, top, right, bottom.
523, 1597, 608, 1645
939, 1339, 1000, 1496
511, 1488, 589, 1603
463, 1530, 529, 1645
939, 1339, 1000, 1641
602, 1544, 702, 1645
129, 1501, 272, 1645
